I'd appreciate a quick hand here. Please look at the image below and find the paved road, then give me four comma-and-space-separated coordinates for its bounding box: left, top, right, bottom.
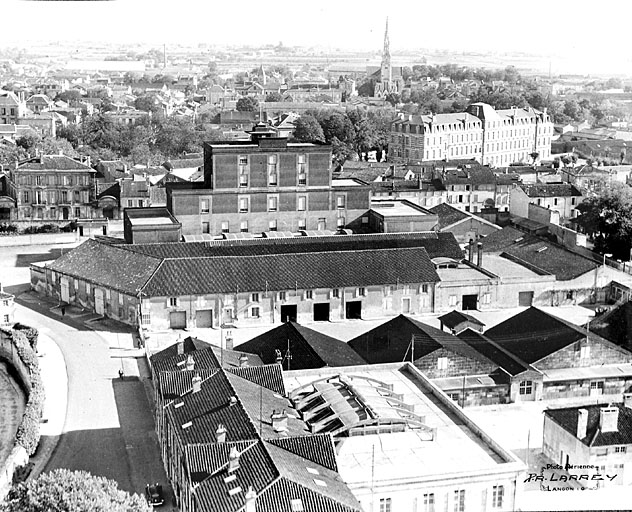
13, 298, 170, 501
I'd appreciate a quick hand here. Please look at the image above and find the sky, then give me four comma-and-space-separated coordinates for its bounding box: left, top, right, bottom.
4, 0, 632, 74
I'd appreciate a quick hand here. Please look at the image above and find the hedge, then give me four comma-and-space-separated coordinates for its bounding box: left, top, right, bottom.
10, 328, 45, 456
12, 323, 39, 353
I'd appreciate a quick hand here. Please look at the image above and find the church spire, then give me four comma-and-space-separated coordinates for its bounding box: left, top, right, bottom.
381, 17, 392, 83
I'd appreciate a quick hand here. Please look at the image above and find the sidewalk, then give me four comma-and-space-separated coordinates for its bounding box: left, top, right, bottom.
28, 332, 68, 479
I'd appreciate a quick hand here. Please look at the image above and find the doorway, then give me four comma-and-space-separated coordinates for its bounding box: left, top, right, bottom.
94, 289, 105, 315
281, 304, 297, 323
519, 291, 534, 307
402, 297, 411, 314
462, 294, 478, 311
62, 207, 69, 220
170, 311, 187, 329
196, 309, 213, 328
345, 301, 362, 319
313, 303, 330, 322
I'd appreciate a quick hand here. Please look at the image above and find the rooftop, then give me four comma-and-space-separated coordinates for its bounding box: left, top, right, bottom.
370, 199, 433, 218
283, 363, 522, 484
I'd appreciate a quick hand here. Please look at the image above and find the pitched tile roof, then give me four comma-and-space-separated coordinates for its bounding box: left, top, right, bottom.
520, 183, 583, 197
158, 369, 218, 400
484, 307, 588, 364
237, 322, 366, 370
228, 365, 286, 396
122, 231, 464, 260
267, 434, 338, 472
428, 203, 469, 229
17, 155, 94, 171
47, 239, 162, 296
438, 310, 485, 330
141, 248, 440, 297
545, 403, 632, 447
480, 226, 598, 280
348, 314, 494, 366
456, 329, 529, 376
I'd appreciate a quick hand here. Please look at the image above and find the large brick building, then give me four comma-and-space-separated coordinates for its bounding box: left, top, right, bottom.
389, 102, 554, 167
167, 123, 371, 236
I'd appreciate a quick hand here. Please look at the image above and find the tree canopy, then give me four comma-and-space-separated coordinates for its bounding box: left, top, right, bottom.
575, 182, 632, 259
236, 96, 259, 112
1, 469, 152, 512
292, 114, 325, 143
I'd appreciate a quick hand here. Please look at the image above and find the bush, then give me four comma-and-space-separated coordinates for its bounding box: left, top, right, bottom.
60, 220, 77, 233
0, 223, 18, 235
10, 328, 44, 456
23, 224, 60, 235
12, 323, 39, 352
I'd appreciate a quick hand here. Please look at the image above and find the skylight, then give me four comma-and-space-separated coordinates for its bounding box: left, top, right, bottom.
290, 499, 305, 512
313, 479, 327, 487
306, 467, 320, 475
228, 486, 242, 496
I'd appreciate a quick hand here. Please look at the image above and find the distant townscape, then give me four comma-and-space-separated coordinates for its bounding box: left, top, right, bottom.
2, 18, 632, 512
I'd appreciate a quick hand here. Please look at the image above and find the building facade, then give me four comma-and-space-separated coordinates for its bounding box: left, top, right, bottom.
389, 103, 554, 167
167, 124, 371, 236
8, 155, 96, 222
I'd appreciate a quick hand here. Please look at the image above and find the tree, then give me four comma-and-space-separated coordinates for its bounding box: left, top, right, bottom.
54, 90, 83, 105
1, 469, 152, 512
265, 92, 284, 102
575, 182, 632, 258
236, 96, 259, 112
293, 114, 325, 142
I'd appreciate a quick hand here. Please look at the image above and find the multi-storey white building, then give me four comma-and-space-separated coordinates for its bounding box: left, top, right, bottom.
390, 102, 554, 167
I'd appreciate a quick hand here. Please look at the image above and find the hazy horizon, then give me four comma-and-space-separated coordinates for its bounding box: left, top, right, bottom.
4, 0, 632, 76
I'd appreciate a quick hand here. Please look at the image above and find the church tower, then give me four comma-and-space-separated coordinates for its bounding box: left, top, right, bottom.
380, 17, 392, 83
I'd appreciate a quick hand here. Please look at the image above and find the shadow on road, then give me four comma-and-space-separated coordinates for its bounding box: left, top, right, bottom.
111, 377, 175, 507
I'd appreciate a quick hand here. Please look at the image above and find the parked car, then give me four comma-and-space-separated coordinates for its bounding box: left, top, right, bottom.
145, 483, 164, 507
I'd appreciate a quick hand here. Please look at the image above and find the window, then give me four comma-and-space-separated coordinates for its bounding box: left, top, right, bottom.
251, 293, 259, 303
554, 198, 558, 206
337, 217, 345, 228
437, 357, 448, 370
298, 196, 306, 211
268, 220, 277, 231
385, 286, 393, 296
141, 313, 151, 325
2, 300, 9, 307
200, 199, 209, 213
268, 196, 278, 212
298, 219, 306, 230
169, 297, 178, 307
482, 293, 491, 305
379, 498, 391, 512
448, 295, 457, 307
202, 222, 210, 234
221, 221, 229, 234
251, 307, 260, 318
519, 380, 533, 395
305, 290, 313, 300
358, 287, 366, 297
421, 284, 428, 294
22, 191, 29, 203
74, 190, 80, 202
74, 207, 81, 217
492, 485, 504, 508
423, 493, 435, 512
238, 156, 248, 187
332, 289, 340, 298
317, 218, 326, 230
36, 175, 44, 186
86, 283, 91, 294
240, 221, 248, 233
3, 315, 9, 324
239, 197, 249, 213
269, 169, 277, 186
580, 345, 590, 360
615, 446, 627, 453
278, 291, 286, 301
336, 195, 345, 209
290, 499, 304, 512
454, 490, 465, 512
127, 199, 133, 207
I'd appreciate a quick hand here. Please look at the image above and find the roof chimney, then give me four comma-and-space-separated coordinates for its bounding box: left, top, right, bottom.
577, 408, 588, 439
476, 242, 483, 267
624, 393, 632, 410
215, 423, 227, 443
245, 486, 256, 512
229, 396, 238, 406
239, 353, 249, 368
177, 337, 184, 355
599, 406, 619, 433
467, 240, 475, 263
275, 349, 283, 365
186, 354, 195, 371
224, 330, 234, 351
192, 373, 202, 393
271, 409, 289, 433
228, 446, 240, 472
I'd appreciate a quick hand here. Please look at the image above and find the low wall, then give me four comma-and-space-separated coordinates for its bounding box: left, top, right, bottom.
0, 232, 78, 247
0, 334, 31, 499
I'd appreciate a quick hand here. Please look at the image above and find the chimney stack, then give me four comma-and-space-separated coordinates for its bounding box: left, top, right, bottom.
271, 409, 289, 433
245, 486, 256, 512
186, 354, 195, 372
624, 393, 632, 410
476, 242, 483, 267
576, 408, 588, 439
215, 423, 227, 443
239, 353, 249, 368
224, 330, 234, 351
467, 240, 475, 263
192, 373, 202, 393
228, 446, 240, 472
177, 337, 184, 355
599, 406, 619, 433
275, 349, 283, 365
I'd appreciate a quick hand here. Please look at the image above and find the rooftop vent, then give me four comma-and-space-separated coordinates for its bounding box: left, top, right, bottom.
536, 247, 548, 253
